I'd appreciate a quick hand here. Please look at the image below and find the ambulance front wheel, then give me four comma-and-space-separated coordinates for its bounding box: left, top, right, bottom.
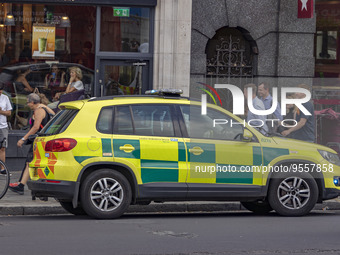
268, 172, 318, 216
80, 169, 132, 219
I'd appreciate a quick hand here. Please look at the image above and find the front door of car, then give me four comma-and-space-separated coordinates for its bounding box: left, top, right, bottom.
177, 104, 263, 199
112, 104, 188, 199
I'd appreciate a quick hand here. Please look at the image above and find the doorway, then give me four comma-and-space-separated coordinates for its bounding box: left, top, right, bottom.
98, 60, 149, 97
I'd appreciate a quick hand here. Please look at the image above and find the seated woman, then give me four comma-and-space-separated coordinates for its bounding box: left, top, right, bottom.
64, 66, 84, 93
44, 64, 66, 89
48, 66, 84, 109
14, 68, 34, 94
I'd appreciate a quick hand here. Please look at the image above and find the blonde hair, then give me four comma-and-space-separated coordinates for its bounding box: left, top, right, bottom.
69, 66, 83, 80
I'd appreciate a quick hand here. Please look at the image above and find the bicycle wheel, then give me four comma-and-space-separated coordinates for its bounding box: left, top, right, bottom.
0, 160, 10, 199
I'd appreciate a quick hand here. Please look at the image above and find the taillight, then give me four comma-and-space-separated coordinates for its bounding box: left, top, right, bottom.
45, 180, 61, 183
45, 138, 77, 152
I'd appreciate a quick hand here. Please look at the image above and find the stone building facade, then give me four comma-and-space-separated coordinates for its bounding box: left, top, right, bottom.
190, 0, 316, 102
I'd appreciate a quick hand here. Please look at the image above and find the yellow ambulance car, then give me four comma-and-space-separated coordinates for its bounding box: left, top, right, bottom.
27, 90, 340, 219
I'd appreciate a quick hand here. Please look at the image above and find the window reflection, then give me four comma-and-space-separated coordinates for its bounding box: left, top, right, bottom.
316, 31, 338, 61
0, 3, 96, 130
100, 7, 150, 52
0, 3, 151, 130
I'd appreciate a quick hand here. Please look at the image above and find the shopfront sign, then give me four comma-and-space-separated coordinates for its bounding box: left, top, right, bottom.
32, 24, 56, 60
298, 0, 314, 18
113, 7, 130, 17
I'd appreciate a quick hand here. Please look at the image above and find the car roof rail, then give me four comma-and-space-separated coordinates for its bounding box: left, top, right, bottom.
145, 89, 183, 98
88, 89, 190, 102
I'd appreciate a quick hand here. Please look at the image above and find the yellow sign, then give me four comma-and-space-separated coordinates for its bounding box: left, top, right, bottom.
32, 24, 55, 59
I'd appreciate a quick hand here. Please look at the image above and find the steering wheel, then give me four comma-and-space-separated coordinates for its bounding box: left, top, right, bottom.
233, 133, 243, 140
203, 129, 214, 139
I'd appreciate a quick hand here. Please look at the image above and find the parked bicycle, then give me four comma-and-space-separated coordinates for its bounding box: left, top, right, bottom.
0, 160, 10, 199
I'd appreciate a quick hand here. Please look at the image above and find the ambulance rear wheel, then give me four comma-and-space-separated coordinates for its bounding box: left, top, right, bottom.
241, 201, 273, 214
60, 201, 86, 215
80, 169, 132, 219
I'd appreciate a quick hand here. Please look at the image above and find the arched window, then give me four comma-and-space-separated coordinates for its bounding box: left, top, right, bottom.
206, 27, 257, 80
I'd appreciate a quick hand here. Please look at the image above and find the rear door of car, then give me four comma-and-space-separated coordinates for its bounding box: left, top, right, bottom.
112, 103, 188, 199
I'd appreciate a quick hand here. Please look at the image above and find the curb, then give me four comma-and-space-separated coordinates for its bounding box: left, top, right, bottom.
0, 201, 340, 216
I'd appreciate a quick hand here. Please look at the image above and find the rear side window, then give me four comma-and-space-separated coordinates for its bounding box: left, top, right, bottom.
114, 106, 134, 135
41, 109, 78, 135
97, 107, 114, 134
132, 105, 174, 137
113, 104, 175, 137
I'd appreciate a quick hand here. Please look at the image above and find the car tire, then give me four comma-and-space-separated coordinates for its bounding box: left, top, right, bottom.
60, 201, 86, 215
80, 169, 132, 219
241, 201, 273, 214
268, 172, 318, 216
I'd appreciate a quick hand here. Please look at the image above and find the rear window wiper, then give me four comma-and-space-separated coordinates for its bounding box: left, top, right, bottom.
37, 132, 52, 136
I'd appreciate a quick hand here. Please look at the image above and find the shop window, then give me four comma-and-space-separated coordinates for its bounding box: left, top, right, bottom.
315, 1, 340, 66
0, 3, 95, 130
315, 30, 339, 63
100, 7, 150, 53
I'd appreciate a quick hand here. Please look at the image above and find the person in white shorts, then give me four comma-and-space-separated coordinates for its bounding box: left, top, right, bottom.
0, 83, 12, 174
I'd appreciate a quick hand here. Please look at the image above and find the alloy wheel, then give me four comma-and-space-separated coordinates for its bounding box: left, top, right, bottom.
90, 177, 124, 212
277, 176, 310, 210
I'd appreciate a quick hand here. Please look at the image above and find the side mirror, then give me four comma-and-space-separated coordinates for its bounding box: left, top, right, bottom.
242, 129, 253, 142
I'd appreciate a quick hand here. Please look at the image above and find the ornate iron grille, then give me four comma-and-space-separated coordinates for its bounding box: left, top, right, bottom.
206, 35, 253, 78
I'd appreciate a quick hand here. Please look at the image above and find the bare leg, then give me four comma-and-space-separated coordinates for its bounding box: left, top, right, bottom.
20, 163, 30, 185
0, 147, 5, 170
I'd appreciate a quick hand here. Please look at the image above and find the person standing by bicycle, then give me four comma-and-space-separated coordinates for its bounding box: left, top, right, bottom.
0, 83, 12, 174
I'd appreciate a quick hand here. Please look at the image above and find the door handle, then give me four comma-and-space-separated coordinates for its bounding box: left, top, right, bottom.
189, 146, 204, 155
119, 144, 135, 153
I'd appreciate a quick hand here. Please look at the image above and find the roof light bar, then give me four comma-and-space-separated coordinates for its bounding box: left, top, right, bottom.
145, 89, 183, 97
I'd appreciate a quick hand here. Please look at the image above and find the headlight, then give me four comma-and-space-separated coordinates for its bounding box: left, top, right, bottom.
318, 150, 340, 166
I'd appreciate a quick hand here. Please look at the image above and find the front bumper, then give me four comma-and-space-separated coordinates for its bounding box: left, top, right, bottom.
323, 188, 340, 200
27, 179, 77, 200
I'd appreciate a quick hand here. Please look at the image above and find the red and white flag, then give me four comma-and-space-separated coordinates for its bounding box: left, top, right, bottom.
298, 0, 314, 18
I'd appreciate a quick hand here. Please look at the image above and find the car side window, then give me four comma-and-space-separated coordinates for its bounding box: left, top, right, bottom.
97, 107, 113, 134
131, 105, 174, 137
179, 105, 244, 140
114, 106, 134, 135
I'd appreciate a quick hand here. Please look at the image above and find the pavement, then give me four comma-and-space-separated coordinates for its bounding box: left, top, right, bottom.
1, 171, 340, 216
